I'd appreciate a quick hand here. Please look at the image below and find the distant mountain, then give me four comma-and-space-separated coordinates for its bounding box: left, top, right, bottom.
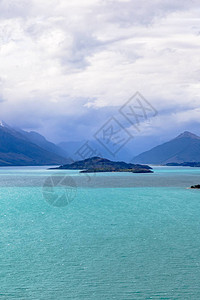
0, 122, 68, 166
58, 140, 132, 162
58, 141, 83, 159
132, 131, 200, 164
51, 156, 153, 173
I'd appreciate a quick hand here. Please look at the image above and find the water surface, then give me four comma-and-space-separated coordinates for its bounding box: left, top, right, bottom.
0, 166, 200, 299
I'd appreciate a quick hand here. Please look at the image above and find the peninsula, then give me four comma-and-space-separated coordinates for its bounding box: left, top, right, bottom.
166, 162, 200, 167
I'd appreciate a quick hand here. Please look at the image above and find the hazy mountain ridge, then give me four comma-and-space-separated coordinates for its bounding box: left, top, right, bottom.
58, 140, 132, 162
18, 129, 68, 158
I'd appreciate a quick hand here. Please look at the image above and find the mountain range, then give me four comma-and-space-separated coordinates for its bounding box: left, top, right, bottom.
0, 121, 68, 166
0, 121, 200, 167
132, 131, 200, 164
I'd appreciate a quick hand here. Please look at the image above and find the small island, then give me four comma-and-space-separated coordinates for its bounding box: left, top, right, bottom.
190, 184, 200, 189
50, 156, 153, 173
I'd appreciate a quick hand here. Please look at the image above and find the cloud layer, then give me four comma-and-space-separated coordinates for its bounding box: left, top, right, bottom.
0, 0, 200, 143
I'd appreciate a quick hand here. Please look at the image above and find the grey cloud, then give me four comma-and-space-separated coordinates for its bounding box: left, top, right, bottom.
0, 0, 200, 144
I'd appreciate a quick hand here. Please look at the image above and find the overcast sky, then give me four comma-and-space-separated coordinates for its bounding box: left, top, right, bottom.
0, 0, 200, 144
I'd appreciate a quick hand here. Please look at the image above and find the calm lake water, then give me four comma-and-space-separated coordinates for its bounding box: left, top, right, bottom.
0, 166, 200, 299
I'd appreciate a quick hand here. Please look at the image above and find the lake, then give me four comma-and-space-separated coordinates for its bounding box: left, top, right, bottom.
0, 166, 200, 299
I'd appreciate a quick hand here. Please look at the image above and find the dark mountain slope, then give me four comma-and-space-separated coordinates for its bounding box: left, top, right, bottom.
0, 122, 67, 166
132, 131, 200, 164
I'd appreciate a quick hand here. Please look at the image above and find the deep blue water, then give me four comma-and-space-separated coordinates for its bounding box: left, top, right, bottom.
0, 166, 200, 299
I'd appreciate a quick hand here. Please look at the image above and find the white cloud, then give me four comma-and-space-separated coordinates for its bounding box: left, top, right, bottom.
0, 0, 200, 141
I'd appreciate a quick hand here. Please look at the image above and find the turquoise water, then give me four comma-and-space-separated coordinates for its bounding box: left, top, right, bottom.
0, 166, 200, 299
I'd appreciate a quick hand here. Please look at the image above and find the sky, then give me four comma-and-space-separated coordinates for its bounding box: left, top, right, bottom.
0, 0, 200, 152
